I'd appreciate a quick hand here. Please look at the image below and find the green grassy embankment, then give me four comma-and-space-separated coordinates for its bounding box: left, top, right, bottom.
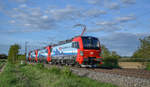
0, 63, 118, 87
0, 59, 6, 69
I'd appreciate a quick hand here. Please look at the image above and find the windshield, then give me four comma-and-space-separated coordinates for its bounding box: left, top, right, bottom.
82, 37, 100, 49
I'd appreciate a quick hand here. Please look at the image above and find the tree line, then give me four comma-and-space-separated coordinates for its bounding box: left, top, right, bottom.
101, 35, 150, 59
132, 36, 150, 58
0, 54, 7, 59
101, 45, 120, 59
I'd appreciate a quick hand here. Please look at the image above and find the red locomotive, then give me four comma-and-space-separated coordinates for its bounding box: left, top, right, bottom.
27, 25, 102, 67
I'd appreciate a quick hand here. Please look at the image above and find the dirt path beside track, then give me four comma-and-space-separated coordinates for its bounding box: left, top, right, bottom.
0, 63, 6, 73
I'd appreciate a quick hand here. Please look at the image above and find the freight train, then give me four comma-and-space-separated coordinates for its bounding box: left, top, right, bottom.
27, 36, 102, 67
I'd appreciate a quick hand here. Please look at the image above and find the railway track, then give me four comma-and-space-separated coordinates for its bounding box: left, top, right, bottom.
44, 64, 150, 79
75, 68, 150, 79
39, 64, 150, 87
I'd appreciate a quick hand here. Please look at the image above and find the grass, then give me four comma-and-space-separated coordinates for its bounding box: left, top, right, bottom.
146, 62, 150, 71
0, 62, 2, 67
0, 59, 6, 69
0, 63, 118, 87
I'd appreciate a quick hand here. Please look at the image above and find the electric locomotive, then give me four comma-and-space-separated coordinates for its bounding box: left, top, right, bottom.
27, 36, 102, 67
49, 36, 102, 67
27, 25, 102, 67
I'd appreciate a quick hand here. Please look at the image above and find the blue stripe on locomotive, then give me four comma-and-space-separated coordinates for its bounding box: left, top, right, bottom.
51, 42, 77, 57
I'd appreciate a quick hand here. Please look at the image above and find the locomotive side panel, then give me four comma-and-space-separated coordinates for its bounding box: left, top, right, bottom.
51, 42, 78, 64
51, 42, 77, 58
38, 49, 48, 62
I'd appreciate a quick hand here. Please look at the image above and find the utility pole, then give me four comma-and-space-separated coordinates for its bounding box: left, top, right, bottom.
25, 41, 28, 57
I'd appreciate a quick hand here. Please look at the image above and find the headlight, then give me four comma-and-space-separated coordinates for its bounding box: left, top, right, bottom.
80, 51, 83, 56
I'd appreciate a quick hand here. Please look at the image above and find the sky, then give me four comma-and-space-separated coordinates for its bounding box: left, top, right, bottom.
0, 0, 150, 56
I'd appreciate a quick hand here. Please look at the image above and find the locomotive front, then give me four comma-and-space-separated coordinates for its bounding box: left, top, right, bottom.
73, 36, 102, 67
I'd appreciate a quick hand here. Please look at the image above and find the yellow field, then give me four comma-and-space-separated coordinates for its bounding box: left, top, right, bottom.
119, 62, 146, 69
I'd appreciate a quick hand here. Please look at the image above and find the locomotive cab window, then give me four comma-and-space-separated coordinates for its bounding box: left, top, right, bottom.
82, 37, 100, 50
72, 42, 79, 49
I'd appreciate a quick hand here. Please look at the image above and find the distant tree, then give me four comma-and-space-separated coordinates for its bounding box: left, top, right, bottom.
101, 45, 111, 58
0, 54, 7, 59
111, 51, 121, 58
101, 45, 120, 68
132, 36, 150, 58
132, 50, 143, 58
8, 44, 20, 63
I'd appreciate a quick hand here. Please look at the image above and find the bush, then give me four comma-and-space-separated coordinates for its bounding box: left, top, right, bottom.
49, 66, 61, 74
62, 66, 72, 77
146, 62, 150, 71
36, 63, 44, 69
102, 56, 120, 68
18, 54, 26, 61
0, 59, 6, 62
18, 62, 27, 67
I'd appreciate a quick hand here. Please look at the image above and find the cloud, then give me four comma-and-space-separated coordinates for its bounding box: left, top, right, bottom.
1, 0, 135, 34
0, 1, 5, 11
8, 7, 57, 30
0, 44, 10, 54
121, 0, 136, 4
85, 8, 106, 17
11, 0, 27, 3
96, 21, 117, 26
0, 5, 3, 11
19, 4, 27, 8
108, 3, 120, 10
135, 33, 150, 38
3, 5, 88, 32
99, 32, 140, 56
87, 0, 101, 5
6, 4, 107, 32
116, 15, 136, 23
86, 0, 120, 10
0, 0, 109, 33
88, 21, 120, 32
9, 20, 16, 24
48, 5, 82, 21
0, 29, 41, 34
89, 14, 136, 33
86, 0, 136, 10
88, 26, 121, 33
